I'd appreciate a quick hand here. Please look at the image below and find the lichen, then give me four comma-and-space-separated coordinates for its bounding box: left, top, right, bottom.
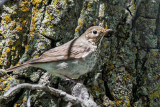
6, 47, 11, 53
22, 0, 29, 12
16, 26, 23, 31
4, 16, 12, 23
32, 0, 42, 5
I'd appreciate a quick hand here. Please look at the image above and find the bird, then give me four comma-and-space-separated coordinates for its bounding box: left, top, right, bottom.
6, 26, 113, 79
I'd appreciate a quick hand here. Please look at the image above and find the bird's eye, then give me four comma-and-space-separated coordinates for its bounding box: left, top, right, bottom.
92, 30, 97, 34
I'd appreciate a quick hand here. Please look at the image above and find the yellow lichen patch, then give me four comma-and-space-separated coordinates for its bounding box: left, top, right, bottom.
154, 74, 159, 80
53, 0, 58, 6
30, 12, 37, 38
19, 18, 23, 22
153, 51, 158, 56
99, 4, 105, 17
52, 73, 56, 78
103, 102, 109, 106
0, 29, 2, 33
31, 20, 36, 30
13, 11, 17, 14
124, 75, 131, 82
1, 54, 5, 58
119, 96, 123, 99
25, 45, 29, 51
32, 0, 42, 5
30, 32, 34, 39
0, 85, 3, 91
56, 9, 61, 13
119, 25, 126, 33
2, 81, 6, 85
130, 4, 136, 11
22, 0, 29, 12
0, 78, 4, 82
5, 16, 12, 23
1, 20, 4, 25
8, 76, 13, 80
110, 101, 114, 105
14, 104, 20, 107
105, 25, 108, 29
108, 64, 114, 69
116, 100, 122, 106
12, 21, 16, 28
39, 45, 44, 49
12, 21, 16, 27
34, 55, 39, 58
150, 89, 160, 99
23, 97, 27, 102
75, 26, 80, 32
146, 70, 150, 73
78, 18, 84, 26
92, 86, 98, 90
92, 86, 101, 93
99, 80, 103, 83
87, 3, 91, 8
0, 60, 2, 65
111, 92, 114, 95
11, 46, 16, 51
43, 0, 46, 4
126, 100, 131, 106
9, 26, 14, 30
3, 82, 10, 90
92, 22, 96, 26
79, 21, 83, 26
6, 47, 11, 53
49, 24, 54, 28
16, 26, 23, 31
22, 20, 27, 26
134, 34, 139, 39
8, 39, 13, 45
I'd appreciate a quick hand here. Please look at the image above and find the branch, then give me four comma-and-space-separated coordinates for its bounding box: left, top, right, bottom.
0, 83, 84, 105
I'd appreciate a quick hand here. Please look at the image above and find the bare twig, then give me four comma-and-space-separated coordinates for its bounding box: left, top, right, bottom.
0, 81, 98, 107
0, 83, 84, 105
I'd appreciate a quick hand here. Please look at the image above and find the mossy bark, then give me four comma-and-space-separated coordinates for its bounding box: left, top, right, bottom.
0, 0, 159, 107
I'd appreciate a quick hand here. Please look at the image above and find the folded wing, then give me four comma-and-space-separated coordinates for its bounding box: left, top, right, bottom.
28, 38, 91, 64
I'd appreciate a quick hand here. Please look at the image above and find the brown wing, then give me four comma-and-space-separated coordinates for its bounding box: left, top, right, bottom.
28, 38, 91, 64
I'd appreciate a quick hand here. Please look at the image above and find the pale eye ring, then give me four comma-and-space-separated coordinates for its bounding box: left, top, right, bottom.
92, 30, 97, 34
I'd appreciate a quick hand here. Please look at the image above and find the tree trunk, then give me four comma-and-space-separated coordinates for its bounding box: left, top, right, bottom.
0, 0, 159, 106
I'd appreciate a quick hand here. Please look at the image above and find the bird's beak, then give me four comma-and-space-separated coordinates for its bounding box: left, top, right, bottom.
104, 29, 114, 37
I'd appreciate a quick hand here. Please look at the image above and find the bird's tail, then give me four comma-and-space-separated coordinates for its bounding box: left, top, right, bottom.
6, 63, 31, 72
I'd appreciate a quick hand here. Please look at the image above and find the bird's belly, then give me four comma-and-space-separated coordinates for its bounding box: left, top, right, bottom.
33, 53, 98, 79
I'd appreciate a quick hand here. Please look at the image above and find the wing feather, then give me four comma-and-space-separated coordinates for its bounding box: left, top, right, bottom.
29, 38, 91, 64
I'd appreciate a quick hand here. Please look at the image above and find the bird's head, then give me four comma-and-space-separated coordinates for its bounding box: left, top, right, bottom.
82, 26, 114, 46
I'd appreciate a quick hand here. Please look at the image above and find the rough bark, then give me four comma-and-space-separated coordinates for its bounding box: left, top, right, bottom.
0, 0, 159, 107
